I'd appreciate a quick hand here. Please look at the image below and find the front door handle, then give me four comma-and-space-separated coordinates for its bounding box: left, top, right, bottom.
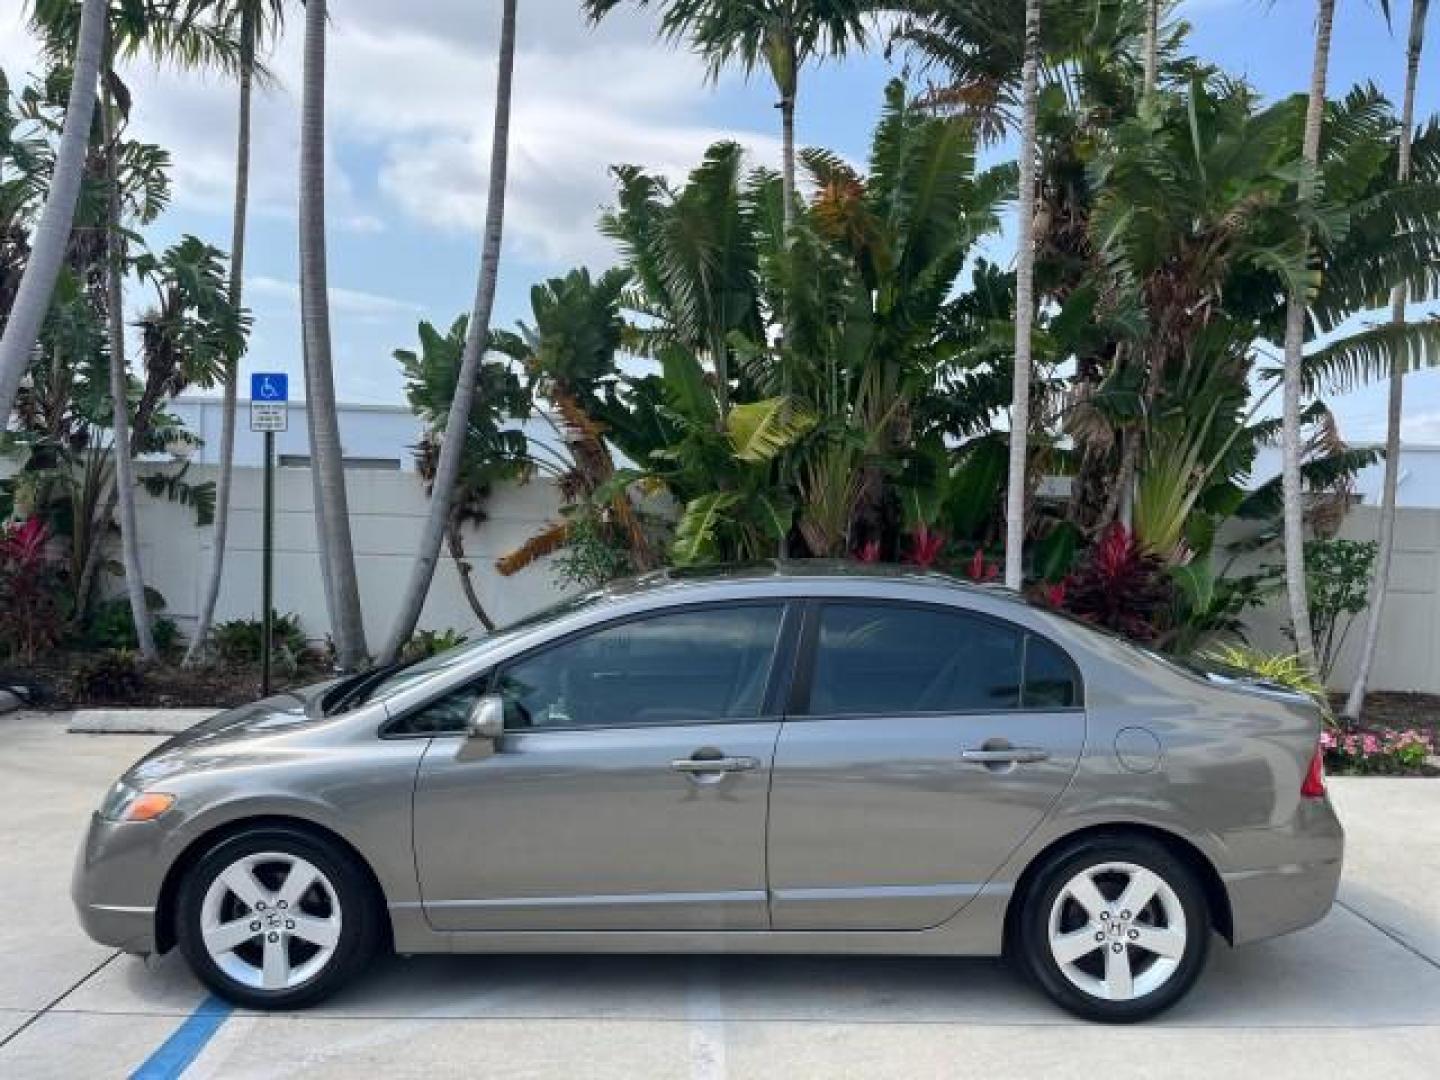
961, 746, 1050, 765
670, 756, 761, 774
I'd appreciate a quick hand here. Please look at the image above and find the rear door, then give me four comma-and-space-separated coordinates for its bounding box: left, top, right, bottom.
766, 600, 1085, 931
410, 601, 796, 932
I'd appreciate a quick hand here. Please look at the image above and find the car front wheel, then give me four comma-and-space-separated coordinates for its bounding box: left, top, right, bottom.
1016, 836, 1211, 1023
175, 826, 380, 1009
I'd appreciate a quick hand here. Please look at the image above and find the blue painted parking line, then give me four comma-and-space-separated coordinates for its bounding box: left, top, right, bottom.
129, 996, 233, 1080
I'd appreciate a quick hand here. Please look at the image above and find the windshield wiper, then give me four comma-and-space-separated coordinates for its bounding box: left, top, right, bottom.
321, 660, 413, 716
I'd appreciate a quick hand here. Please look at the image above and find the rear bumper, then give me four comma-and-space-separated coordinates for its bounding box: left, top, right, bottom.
1222, 797, 1344, 945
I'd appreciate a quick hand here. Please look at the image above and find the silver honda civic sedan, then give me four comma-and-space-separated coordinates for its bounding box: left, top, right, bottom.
74, 563, 1343, 1022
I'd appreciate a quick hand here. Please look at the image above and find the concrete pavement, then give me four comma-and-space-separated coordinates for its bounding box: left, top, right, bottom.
2, 709, 1438, 1078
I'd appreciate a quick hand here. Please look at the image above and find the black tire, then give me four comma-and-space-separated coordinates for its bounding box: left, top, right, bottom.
1015, 834, 1211, 1023
176, 826, 381, 1010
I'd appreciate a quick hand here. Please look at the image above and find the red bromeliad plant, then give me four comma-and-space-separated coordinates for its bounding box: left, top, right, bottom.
853, 539, 882, 563
903, 526, 947, 569
1061, 524, 1172, 643
0, 517, 67, 661
961, 548, 1000, 583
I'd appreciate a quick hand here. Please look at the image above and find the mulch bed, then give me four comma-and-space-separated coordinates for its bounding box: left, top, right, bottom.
2, 651, 326, 711
1329, 691, 1440, 734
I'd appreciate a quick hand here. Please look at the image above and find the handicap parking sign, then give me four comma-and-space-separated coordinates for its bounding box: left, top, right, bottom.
249, 372, 290, 432
251, 372, 289, 402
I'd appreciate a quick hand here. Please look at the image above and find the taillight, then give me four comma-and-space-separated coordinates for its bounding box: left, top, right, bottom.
1301, 743, 1327, 798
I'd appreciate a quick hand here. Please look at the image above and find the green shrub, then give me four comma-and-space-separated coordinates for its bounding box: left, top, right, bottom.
210, 611, 308, 672
402, 628, 468, 663
73, 649, 146, 703
86, 597, 183, 655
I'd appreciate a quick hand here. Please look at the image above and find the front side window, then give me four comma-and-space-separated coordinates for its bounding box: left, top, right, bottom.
496, 605, 785, 730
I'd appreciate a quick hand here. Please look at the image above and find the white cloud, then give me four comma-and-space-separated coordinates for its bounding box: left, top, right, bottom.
1, 1, 783, 261
248, 275, 425, 321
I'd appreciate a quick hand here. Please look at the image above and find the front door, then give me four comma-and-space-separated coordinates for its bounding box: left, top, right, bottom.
767, 601, 1085, 931
411, 602, 790, 932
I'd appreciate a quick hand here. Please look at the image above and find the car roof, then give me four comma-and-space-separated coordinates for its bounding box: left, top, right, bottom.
597, 559, 1026, 607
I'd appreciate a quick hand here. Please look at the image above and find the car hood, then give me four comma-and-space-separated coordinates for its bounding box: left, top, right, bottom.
143, 679, 340, 761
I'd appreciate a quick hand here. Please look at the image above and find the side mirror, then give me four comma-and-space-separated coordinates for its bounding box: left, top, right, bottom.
465, 693, 506, 741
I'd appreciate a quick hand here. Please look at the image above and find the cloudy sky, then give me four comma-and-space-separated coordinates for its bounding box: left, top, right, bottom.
2, 0, 1438, 441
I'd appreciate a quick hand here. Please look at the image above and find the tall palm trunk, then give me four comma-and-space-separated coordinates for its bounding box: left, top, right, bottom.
1142, 0, 1159, 103
100, 56, 158, 661
299, 0, 367, 669
379, 0, 517, 663
1004, 0, 1042, 590
0, 0, 106, 424
1280, 0, 1337, 670
1344, 0, 1428, 719
185, 7, 255, 666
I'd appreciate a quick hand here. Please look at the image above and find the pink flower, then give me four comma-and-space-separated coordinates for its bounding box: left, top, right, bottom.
853, 540, 881, 564
1362, 734, 1381, 755
1319, 731, 1336, 751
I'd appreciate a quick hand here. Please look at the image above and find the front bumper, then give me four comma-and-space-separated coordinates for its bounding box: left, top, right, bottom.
72, 813, 168, 954
1222, 796, 1345, 945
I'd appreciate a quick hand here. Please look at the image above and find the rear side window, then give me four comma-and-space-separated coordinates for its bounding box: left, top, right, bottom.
808, 604, 1023, 716
1023, 635, 1082, 708
805, 603, 1082, 717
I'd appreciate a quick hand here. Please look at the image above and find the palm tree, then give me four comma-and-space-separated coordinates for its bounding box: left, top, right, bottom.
0, 0, 105, 426
1345, 0, 1430, 719
379, 0, 516, 663
582, 1, 871, 233
298, 0, 367, 669
1142, 0, 1160, 103
97, 66, 156, 659
1004, 0, 1042, 589
183, 0, 286, 666
1279, 0, 1338, 670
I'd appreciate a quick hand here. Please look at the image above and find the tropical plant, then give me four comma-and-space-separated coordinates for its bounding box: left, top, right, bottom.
86, 594, 182, 654
1271, 537, 1375, 685
1062, 523, 1173, 642
382, 0, 517, 663
0, 0, 104, 424
395, 315, 530, 629
72, 646, 145, 703
0, 516, 67, 661
298, 0, 366, 670
583, 0, 872, 232
1345, 0, 1432, 720
210, 610, 307, 671
182, 0, 289, 668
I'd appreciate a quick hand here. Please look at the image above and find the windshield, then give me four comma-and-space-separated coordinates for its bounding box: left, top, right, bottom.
330, 587, 610, 712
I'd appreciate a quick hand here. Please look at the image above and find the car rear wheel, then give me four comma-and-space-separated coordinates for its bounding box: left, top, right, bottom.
176, 826, 380, 1009
1016, 836, 1211, 1023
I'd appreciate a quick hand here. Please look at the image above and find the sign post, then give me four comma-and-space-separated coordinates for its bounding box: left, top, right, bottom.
250, 373, 289, 696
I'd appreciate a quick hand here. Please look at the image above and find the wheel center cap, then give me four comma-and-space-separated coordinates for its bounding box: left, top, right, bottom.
266, 912, 283, 929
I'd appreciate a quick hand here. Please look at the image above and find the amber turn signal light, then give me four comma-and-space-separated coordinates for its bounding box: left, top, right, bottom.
121, 792, 176, 822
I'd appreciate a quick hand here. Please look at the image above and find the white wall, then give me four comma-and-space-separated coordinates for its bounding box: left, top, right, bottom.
1239, 505, 1440, 693
131, 461, 578, 646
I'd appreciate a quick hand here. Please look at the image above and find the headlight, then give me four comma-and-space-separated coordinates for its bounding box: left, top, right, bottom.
99, 781, 176, 822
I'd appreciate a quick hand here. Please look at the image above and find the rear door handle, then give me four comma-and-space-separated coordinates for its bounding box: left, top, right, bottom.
670, 756, 760, 774
961, 747, 1050, 765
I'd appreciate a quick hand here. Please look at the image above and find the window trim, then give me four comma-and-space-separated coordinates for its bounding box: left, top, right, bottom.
789, 597, 1085, 721
381, 599, 800, 738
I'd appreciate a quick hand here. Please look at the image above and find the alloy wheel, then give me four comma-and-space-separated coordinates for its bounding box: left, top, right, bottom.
1046, 860, 1187, 1002
200, 851, 343, 992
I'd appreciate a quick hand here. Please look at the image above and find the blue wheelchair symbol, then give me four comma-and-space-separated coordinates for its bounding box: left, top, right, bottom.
250, 373, 289, 402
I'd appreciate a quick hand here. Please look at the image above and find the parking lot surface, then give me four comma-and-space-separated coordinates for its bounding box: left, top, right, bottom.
2, 710, 1437, 1079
